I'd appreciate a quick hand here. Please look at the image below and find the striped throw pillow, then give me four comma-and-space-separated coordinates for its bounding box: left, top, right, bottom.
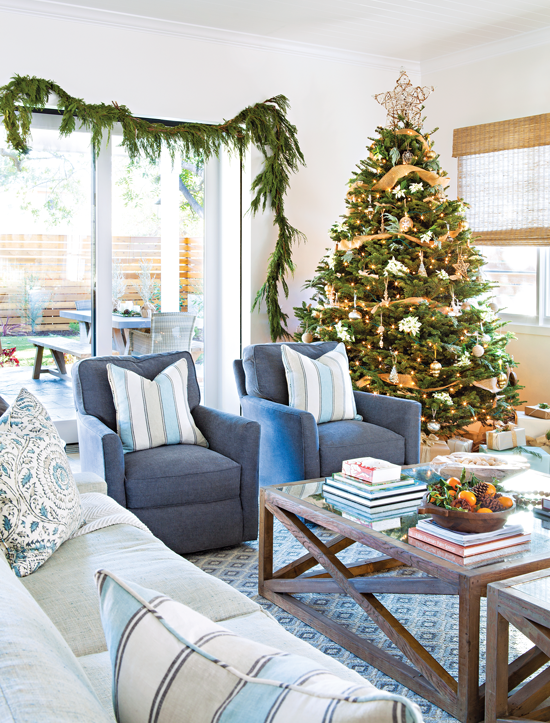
107, 357, 207, 453
95, 569, 422, 723
281, 343, 359, 423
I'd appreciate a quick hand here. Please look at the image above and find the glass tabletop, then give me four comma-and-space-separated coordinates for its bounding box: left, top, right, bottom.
271, 464, 550, 568
513, 576, 550, 605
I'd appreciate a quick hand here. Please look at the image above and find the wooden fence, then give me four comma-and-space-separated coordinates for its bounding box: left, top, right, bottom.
0, 234, 203, 332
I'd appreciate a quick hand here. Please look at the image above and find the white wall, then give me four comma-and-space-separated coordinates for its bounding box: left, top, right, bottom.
423, 45, 550, 406
0, 8, 408, 349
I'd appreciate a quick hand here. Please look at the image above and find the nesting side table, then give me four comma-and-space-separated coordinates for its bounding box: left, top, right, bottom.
486, 568, 550, 722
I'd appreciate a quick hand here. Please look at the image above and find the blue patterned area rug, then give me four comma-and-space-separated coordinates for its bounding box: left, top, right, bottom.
186, 519, 533, 723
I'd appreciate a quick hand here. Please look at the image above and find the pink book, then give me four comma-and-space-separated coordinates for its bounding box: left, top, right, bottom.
408, 527, 531, 556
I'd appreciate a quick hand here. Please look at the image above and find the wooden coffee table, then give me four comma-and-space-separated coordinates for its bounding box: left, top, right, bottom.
486, 567, 550, 722
259, 467, 550, 723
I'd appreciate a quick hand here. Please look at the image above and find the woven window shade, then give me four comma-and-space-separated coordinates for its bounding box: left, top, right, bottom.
453, 113, 550, 246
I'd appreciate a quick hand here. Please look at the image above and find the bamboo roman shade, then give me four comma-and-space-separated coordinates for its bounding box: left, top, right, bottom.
453, 113, 550, 246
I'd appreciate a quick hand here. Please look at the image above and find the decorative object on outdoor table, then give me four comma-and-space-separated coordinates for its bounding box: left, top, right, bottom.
0, 75, 305, 343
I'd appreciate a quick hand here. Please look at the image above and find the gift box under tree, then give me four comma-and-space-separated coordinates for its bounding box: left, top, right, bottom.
479, 443, 550, 475
420, 433, 451, 463
486, 424, 526, 451
525, 404, 550, 420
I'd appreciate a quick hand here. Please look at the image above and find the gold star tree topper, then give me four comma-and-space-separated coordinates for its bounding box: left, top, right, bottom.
374, 71, 434, 128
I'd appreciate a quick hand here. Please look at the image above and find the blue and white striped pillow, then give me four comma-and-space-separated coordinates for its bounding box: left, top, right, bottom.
281, 343, 359, 424
107, 357, 207, 453
95, 569, 422, 723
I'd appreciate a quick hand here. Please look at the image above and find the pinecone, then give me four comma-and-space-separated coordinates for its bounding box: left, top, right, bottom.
471, 482, 489, 498
452, 498, 474, 513
478, 496, 505, 512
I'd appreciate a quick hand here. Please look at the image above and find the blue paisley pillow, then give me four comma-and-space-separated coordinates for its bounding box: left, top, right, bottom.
0, 389, 82, 577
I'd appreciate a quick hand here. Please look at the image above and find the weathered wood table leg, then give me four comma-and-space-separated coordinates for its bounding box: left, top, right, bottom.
485, 585, 510, 723
457, 578, 483, 723
259, 489, 273, 596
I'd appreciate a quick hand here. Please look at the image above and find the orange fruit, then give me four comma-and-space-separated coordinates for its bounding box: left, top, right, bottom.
499, 496, 514, 509
448, 490, 457, 498
446, 477, 461, 489
485, 483, 497, 498
477, 508, 493, 514
458, 490, 477, 506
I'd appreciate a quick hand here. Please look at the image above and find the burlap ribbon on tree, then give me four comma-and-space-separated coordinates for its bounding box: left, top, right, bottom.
372, 165, 450, 192
357, 371, 506, 393
339, 227, 461, 252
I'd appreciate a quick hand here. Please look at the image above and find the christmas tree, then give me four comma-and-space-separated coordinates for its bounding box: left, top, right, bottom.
294, 72, 522, 437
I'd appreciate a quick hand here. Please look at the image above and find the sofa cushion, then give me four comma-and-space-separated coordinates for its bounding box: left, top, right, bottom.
79, 609, 370, 717
281, 342, 359, 423
124, 444, 241, 509
73, 351, 201, 433
107, 356, 207, 453
242, 342, 338, 404
318, 420, 405, 477
95, 569, 422, 723
0, 389, 82, 577
0, 550, 111, 722
21, 523, 258, 657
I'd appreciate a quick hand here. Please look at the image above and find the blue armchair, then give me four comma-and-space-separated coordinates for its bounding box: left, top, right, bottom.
234, 342, 421, 488
73, 351, 260, 554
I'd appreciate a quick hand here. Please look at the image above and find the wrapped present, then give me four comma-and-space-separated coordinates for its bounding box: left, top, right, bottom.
447, 436, 474, 453
341, 457, 401, 483
461, 421, 496, 452
516, 411, 550, 440
420, 433, 451, 463
525, 404, 550, 420
486, 423, 526, 451
479, 443, 550, 475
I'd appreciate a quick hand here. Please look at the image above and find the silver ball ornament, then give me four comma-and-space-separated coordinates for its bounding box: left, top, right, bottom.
472, 344, 485, 358
348, 309, 362, 320
427, 420, 441, 433
489, 302, 498, 312
301, 331, 314, 344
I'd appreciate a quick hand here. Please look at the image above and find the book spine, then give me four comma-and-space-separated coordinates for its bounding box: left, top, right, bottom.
332, 473, 410, 490
323, 485, 424, 507
324, 492, 419, 516
408, 528, 531, 556
408, 537, 531, 565
326, 479, 425, 500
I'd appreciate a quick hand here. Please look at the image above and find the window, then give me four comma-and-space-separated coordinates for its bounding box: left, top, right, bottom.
453, 113, 550, 326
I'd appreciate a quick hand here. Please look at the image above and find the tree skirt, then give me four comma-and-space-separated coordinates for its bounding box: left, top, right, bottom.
185, 520, 534, 723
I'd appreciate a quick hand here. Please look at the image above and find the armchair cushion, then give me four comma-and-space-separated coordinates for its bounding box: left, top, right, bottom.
281, 342, 359, 423
124, 445, 241, 509
242, 342, 338, 404
107, 357, 206, 453
318, 420, 405, 477
73, 351, 200, 433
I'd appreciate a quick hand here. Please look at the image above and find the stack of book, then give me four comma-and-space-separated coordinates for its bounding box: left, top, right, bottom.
323, 457, 426, 527
408, 519, 531, 568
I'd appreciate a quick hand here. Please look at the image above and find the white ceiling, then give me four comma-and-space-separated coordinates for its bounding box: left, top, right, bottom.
3, 0, 550, 67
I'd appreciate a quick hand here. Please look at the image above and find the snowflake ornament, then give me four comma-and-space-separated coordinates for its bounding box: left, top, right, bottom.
335, 321, 355, 342
456, 351, 471, 367
433, 392, 453, 406
409, 183, 424, 193
436, 270, 450, 281
398, 316, 421, 336
392, 187, 406, 199
384, 257, 409, 276
420, 232, 432, 244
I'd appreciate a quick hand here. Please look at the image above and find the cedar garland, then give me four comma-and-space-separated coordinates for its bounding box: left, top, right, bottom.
0, 74, 306, 340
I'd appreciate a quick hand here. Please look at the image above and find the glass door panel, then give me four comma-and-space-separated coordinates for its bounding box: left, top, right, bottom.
0, 120, 91, 424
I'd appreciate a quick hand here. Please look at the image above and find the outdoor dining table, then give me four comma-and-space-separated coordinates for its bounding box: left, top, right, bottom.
61, 309, 150, 355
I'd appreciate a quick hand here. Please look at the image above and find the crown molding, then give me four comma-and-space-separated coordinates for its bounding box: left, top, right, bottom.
421, 24, 550, 75
0, 0, 419, 74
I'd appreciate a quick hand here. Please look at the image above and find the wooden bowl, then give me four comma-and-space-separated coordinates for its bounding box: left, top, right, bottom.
417, 494, 516, 533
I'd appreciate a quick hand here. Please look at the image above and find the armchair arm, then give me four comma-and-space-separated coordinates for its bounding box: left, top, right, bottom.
239, 396, 320, 486
76, 412, 126, 506
192, 405, 260, 541
353, 391, 421, 465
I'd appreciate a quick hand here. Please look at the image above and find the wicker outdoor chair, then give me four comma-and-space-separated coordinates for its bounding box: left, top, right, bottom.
128, 312, 196, 355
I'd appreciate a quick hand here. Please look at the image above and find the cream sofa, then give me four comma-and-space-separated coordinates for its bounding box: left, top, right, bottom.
0, 472, 399, 722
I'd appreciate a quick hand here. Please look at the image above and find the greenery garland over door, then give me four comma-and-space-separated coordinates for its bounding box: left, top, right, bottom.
0, 75, 306, 341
